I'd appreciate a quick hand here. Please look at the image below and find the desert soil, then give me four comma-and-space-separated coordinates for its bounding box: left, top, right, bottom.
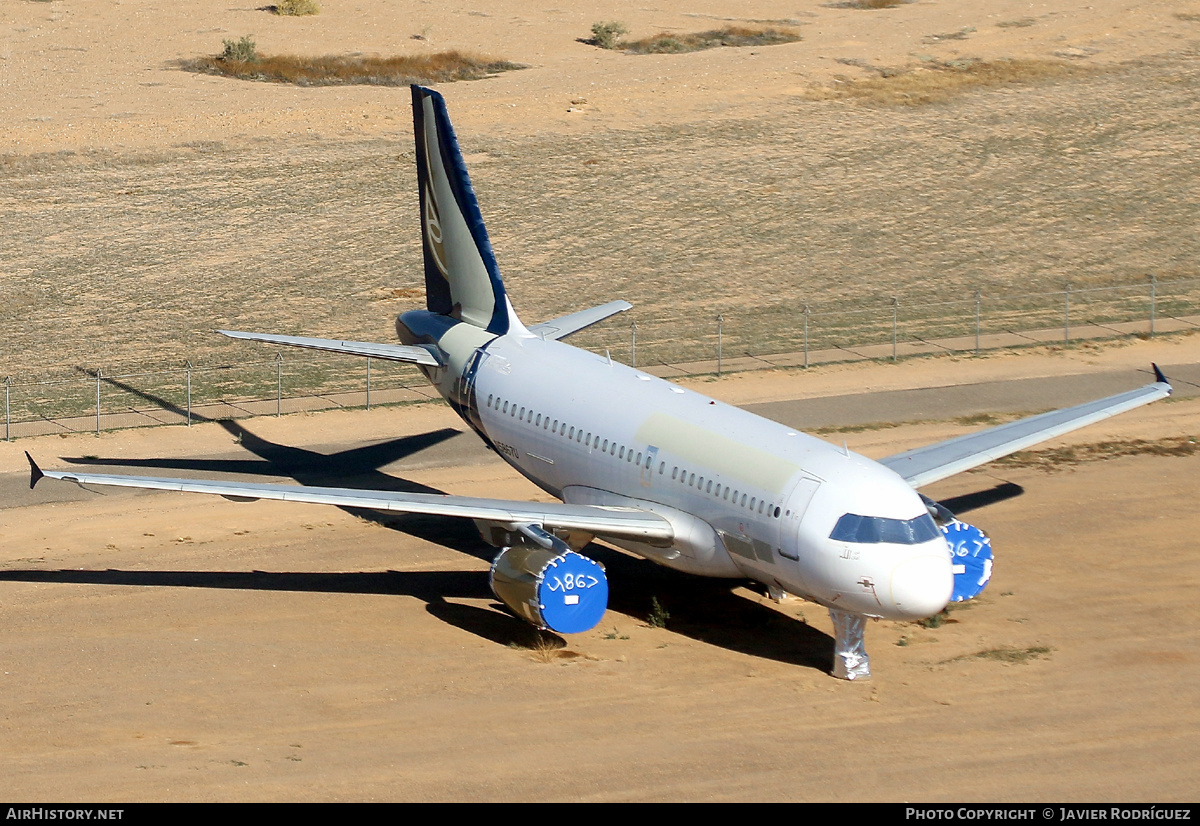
1, 0, 1198, 802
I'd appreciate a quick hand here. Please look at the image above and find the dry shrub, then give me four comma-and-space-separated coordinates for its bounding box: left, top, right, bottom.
509, 631, 567, 663
617, 26, 800, 55
970, 646, 1051, 664
220, 35, 258, 63
590, 21, 628, 49
273, 0, 319, 15
829, 0, 912, 8
184, 49, 524, 86
995, 436, 1199, 470
806, 58, 1087, 106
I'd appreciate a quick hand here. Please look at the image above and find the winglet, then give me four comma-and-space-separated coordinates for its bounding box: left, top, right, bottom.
25, 452, 44, 490
1152, 362, 1170, 390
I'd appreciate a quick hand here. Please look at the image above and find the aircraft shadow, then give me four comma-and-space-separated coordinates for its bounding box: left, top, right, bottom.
40, 371, 835, 672
939, 482, 1025, 515
584, 546, 834, 672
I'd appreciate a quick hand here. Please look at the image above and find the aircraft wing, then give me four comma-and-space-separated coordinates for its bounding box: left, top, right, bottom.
528, 301, 633, 341
26, 455, 674, 545
879, 367, 1172, 489
217, 330, 442, 366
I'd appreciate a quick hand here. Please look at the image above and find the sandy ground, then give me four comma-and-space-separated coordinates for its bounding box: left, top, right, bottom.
3, 0, 1199, 803
5, 0, 1199, 153
1, 339, 1198, 802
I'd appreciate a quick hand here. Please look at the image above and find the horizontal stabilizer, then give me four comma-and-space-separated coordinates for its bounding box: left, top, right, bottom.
28, 464, 675, 546
218, 330, 441, 366
528, 301, 634, 341
881, 368, 1171, 488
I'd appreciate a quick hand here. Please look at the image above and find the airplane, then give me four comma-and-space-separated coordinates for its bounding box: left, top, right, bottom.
26, 85, 1172, 680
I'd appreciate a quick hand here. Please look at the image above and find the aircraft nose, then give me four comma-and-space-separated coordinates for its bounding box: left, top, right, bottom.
889, 552, 953, 619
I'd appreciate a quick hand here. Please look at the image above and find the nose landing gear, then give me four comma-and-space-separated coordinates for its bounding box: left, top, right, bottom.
829, 607, 870, 680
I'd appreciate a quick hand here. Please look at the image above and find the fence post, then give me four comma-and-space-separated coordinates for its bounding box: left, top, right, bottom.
630, 321, 637, 369
276, 352, 283, 418
974, 291, 981, 355
804, 304, 810, 368
95, 368, 102, 435
891, 296, 899, 362
1064, 282, 1071, 344
716, 314, 723, 376
186, 361, 192, 427
366, 357, 372, 410
5, 376, 10, 442
1149, 274, 1157, 336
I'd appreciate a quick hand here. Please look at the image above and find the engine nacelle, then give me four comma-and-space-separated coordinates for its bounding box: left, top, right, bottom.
923, 495, 994, 602
489, 545, 609, 634
941, 519, 993, 602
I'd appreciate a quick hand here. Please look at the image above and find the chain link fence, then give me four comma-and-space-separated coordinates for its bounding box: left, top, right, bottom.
5, 276, 1199, 440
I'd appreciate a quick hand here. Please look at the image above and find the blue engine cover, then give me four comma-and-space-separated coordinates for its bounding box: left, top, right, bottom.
940, 519, 994, 602
536, 551, 609, 634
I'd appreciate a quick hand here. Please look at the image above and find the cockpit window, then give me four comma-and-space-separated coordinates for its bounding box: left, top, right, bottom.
830, 513, 940, 545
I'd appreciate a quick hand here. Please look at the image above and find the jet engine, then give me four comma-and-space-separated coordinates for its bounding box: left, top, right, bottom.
489, 526, 609, 634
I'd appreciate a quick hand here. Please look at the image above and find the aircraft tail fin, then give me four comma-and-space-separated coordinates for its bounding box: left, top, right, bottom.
412, 85, 514, 336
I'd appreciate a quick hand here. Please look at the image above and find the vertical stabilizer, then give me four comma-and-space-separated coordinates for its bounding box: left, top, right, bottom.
412, 85, 510, 336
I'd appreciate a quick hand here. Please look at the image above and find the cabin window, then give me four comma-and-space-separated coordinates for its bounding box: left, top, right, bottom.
487, 394, 493, 407
659, 462, 665, 474
535, 413, 541, 426
706, 480, 713, 494
569, 426, 575, 439
628, 451, 634, 463
602, 440, 609, 452
503, 401, 509, 414
544, 418, 550, 430
636, 452, 642, 465
689, 473, 696, 486
619, 446, 624, 459
577, 431, 583, 443
698, 476, 704, 489
586, 433, 592, 445
742, 494, 748, 507
774, 506, 782, 518
671, 466, 678, 480
723, 488, 730, 500
758, 501, 764, 514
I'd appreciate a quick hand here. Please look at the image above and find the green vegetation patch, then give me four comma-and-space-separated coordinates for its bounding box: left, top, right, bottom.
806, 58, 1089, 106
590, 24, 801, 54
184, 38, 524, 86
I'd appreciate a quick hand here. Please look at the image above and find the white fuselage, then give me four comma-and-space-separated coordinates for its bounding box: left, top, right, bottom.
428, 321, 953, 622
